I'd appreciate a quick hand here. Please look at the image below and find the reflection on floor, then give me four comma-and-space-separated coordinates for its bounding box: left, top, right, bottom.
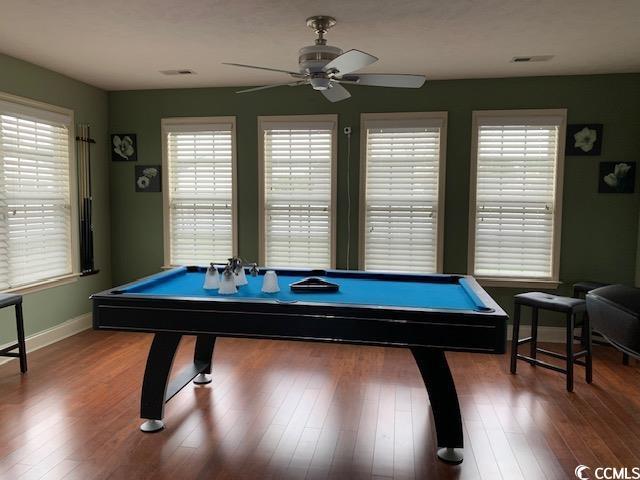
0, 330, 638, 479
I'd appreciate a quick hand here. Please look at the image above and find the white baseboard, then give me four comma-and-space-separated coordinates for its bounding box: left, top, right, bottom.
0, 312, 92, 366
507, 324, 570, 343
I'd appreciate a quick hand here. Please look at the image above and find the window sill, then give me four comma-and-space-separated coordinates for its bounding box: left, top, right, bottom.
475, 277, 562, 290
4, 273, 81, 295
162, 264, 186, 270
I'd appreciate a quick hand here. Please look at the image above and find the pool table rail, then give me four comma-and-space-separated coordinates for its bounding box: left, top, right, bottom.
92, 292, 507, 355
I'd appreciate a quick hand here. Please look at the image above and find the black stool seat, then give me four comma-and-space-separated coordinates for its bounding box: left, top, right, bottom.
573, 281, 609, 298
511, 291, 592, 392
0, 293, 27, 373
515, 292, 585, 313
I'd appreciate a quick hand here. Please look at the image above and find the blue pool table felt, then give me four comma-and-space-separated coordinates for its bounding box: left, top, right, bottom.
121, 268, 487, 311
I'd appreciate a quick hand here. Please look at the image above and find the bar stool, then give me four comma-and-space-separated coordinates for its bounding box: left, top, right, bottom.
0, 294, 27, 373
510, 292, 592, 392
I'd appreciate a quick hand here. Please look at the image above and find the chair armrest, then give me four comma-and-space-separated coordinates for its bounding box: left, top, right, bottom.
587, 285, 640, 316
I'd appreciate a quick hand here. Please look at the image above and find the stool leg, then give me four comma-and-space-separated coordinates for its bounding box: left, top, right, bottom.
584, 309, 592, 384
530, 307, 538, 362
579, 315, 587, 347
566, 312, 574, 392
510, 303, 521, 374
15, 303, 27, 373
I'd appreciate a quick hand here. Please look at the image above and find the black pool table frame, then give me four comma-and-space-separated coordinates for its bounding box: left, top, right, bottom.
91, 267, 508, 464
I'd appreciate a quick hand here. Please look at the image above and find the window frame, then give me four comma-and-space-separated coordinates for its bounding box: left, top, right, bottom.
0, 91, 79, 294
257, 114, 338, 268
358, 111, 448, 273
161, 116, 238, 268
467, 109, 567, 288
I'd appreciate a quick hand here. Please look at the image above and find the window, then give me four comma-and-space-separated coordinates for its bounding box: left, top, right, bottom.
162, 117, 236, 266
360, 112, 447, 273
0, 92, 76, 290
469, 109, 566, 285
258, 115, 337, 268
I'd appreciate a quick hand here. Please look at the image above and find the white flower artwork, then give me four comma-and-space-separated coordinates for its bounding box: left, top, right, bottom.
573, 127, 597, 153
566, 124, 603, 156
135, 165, 161, 192
599, 162, 635, 193
136, 175, 150, 189
603, 163, 632, 188
142, 167, 158, 178
111, 134, 137, 161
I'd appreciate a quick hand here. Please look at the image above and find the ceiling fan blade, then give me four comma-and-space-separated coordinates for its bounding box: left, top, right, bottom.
236, 81, 306, 93
321, 83, 351, 103
345, 74, 426, 88
223, 62, 303, 77
323, 49, 378, 75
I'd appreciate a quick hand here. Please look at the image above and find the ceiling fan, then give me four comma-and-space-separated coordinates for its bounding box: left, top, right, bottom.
222, 15, 426, 103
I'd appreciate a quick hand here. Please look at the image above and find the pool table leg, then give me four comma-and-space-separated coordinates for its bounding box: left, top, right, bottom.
139, 333, 218, 432
410, 347, 464, 464
140, 333, 182, 432
193, 335, 216, 384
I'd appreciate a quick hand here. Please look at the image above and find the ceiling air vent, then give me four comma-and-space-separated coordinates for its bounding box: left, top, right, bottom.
160, 69, 197, 75
511, 55, 554, 63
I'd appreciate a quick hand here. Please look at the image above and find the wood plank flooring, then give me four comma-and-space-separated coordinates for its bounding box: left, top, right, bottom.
0, 330, 638, 479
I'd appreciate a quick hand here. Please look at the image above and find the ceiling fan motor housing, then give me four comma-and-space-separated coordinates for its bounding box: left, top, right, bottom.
298, 45, 342, 74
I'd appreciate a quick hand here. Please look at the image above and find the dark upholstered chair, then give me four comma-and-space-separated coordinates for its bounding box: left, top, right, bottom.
587, 285, 640, 362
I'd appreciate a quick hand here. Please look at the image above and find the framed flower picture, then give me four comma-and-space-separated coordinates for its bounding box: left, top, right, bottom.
598, 162, 635, 193
111, 133, 138, 161
565, 124, 603, 156
135, 165, 161, 192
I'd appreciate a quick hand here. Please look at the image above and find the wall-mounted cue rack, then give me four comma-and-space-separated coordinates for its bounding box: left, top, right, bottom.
76, 125, 99, 276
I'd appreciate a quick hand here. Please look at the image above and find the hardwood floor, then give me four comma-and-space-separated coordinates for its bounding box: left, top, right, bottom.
0, 330, 638, 480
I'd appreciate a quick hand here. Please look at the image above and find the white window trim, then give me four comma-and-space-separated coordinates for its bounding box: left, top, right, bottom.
0, 91, 79, 293
257, 114, 338, 268
358, 111, 448, 273
468, 108, 567, 288
161, 116, 238, 268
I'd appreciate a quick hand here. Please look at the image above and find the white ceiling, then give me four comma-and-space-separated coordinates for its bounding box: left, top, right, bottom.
1, 0, 639, 91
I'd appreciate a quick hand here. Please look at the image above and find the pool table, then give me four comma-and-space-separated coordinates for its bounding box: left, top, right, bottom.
91, 266, 508, 464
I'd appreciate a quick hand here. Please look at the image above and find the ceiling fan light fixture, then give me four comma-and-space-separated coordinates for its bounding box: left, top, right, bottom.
309, 74, 330, 90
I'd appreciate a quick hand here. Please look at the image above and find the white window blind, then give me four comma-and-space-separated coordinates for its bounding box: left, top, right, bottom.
164, 120, 235, 266
471, 112, 564, 279
362, 116, 446, 273
260, 118, 336, 268
0, 99, 73, 289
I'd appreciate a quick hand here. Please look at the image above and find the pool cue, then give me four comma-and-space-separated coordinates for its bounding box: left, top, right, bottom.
77, 124, 86, 271
85, 125, 94, 272
83, 124, 89, 272
76, 124, 97, 275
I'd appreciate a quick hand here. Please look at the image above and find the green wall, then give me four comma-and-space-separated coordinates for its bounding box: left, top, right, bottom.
0, 54, 111, 341
109, 74, 640, 320
0, 52, 637, 344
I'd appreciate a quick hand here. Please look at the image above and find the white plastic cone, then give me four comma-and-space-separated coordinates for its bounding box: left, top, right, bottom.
203, 265, 220, 290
